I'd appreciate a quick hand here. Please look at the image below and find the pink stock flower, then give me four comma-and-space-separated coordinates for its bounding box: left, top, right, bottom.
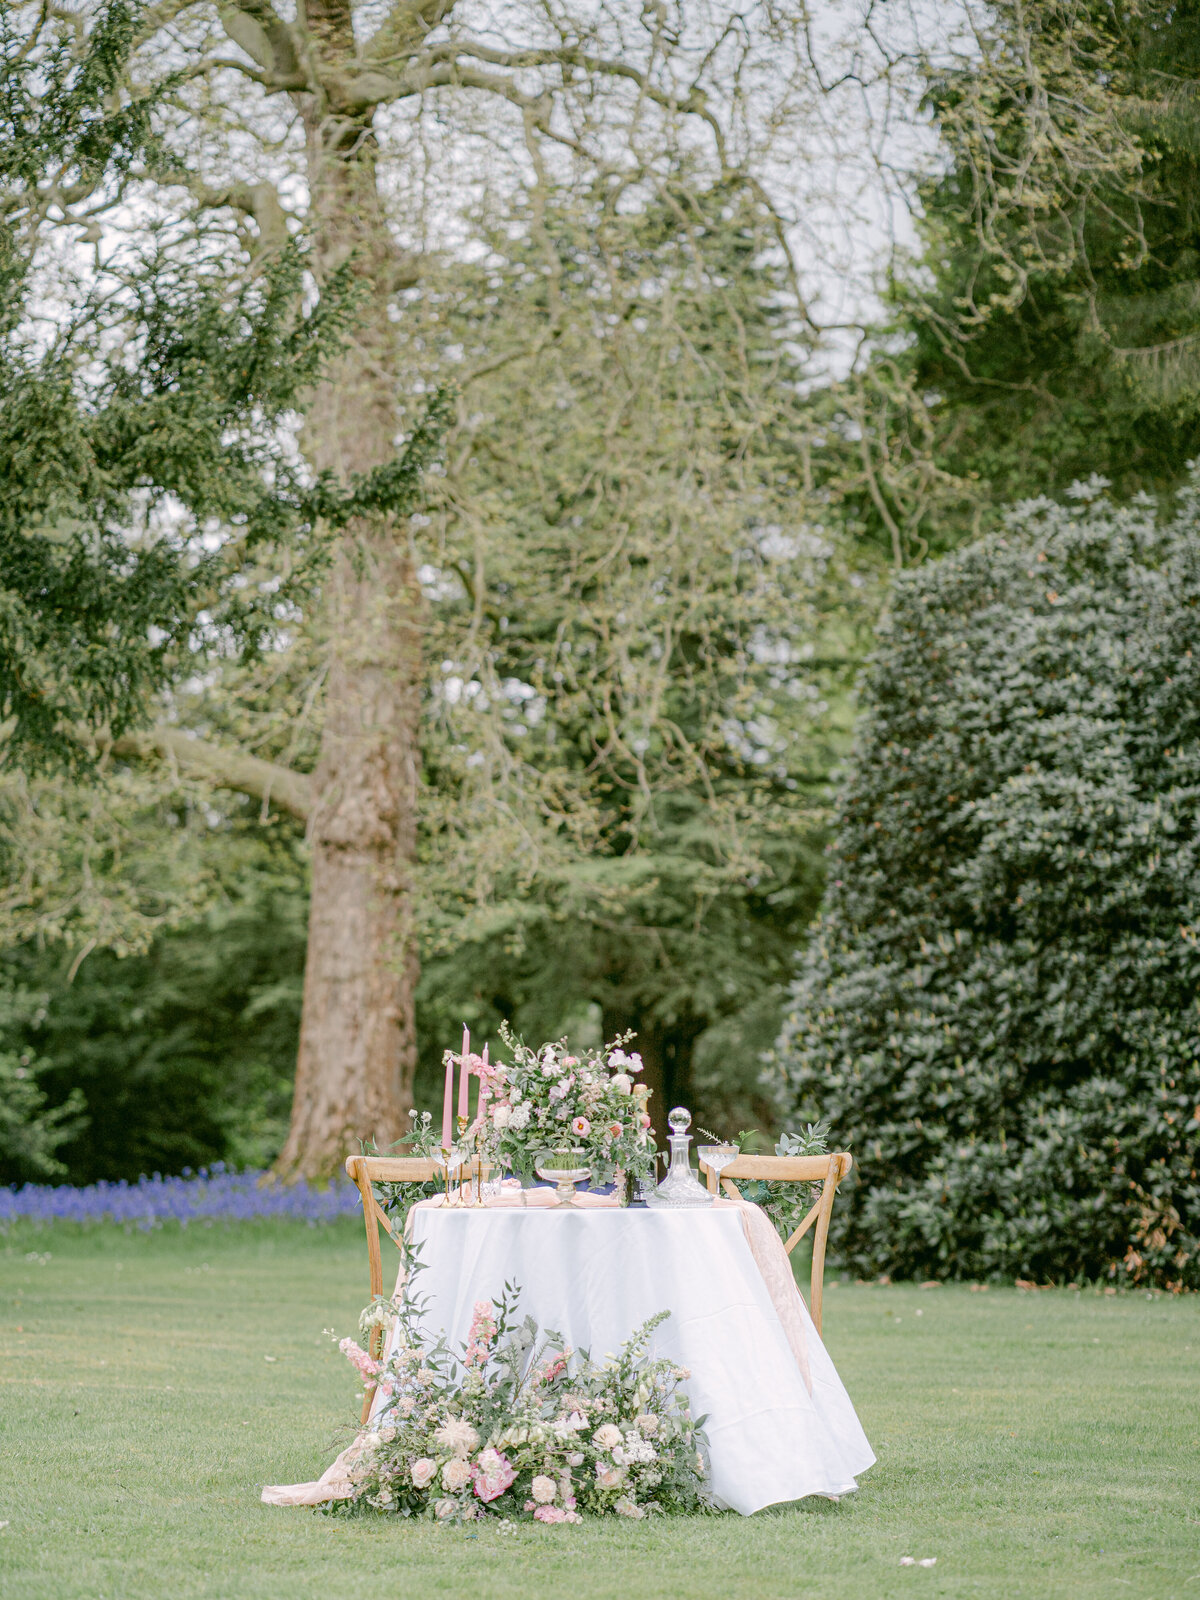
465, 1300, 497, 1368
534, 1351, 568, 1385
571, 1116, 590, 1138
338, 1338, 379, 1380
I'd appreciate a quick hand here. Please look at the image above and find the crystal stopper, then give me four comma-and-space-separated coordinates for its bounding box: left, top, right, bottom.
668, 1106, 691, 1134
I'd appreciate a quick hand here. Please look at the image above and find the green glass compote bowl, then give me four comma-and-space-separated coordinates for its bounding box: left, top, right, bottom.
534, 1149, 591, 1207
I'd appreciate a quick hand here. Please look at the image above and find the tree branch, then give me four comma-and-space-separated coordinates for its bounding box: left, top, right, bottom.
110, 728, 314, 820
147, 163, 292, 250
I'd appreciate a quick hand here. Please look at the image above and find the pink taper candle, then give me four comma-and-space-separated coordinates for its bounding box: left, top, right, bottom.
459, 1026, 470, 1122
442, 1051, 453, 1150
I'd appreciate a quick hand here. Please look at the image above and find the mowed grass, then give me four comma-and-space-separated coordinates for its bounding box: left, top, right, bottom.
1, 1222, 1198, 1600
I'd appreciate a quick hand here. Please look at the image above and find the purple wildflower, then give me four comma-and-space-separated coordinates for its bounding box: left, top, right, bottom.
0, 1165, 361, 1231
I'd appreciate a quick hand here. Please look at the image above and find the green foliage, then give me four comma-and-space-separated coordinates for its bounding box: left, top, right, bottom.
772, 481, 1200, 1288
0, 839, 307, 1186
0, 2, 450, 771
897, 0, 1200, 511
399, 180, 875, 1117
0, 983, 85, 1180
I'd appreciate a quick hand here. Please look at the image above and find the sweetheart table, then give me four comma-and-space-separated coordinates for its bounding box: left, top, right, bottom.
400, 1201, 873, 1514
263, 1189, 875, 1516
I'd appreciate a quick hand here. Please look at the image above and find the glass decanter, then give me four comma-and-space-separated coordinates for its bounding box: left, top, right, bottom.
645, 1108, 714, 1208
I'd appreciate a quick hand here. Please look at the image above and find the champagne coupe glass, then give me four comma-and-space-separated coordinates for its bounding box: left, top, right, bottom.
433, 1146, 465, 1204
697, 1143, 739, 1199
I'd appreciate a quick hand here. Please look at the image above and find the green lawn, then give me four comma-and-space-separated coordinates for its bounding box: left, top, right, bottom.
1, 1221, 1197, 1600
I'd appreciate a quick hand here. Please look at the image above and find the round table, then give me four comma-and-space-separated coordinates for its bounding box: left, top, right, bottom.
396, 1203, 874, 1515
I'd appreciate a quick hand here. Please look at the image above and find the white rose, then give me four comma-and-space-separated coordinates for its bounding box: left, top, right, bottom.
611, 1073, 632, 1094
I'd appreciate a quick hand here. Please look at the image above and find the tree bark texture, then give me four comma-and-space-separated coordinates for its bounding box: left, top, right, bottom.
274, 20, 423, 1176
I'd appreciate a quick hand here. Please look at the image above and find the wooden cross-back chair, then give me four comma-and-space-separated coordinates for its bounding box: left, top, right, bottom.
345, 1153, 485, 1422
697, 1152, 852, 1336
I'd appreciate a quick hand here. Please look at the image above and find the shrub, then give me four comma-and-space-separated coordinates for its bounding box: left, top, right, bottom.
770, 479, 1200, 1288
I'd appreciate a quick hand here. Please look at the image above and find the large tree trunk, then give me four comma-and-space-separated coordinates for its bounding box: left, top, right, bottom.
274, 38, 422, 1177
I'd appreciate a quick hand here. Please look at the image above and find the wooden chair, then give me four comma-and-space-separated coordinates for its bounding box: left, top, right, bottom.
344, 1154, 441, 1422
697, 1152, 853, 1336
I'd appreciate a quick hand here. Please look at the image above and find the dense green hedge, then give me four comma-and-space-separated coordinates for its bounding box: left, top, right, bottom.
772, 481, 1200, 1287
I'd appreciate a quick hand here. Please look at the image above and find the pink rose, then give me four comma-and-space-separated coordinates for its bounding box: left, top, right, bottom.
410, 1458, 437, 1488
595, 1464, 625, 1490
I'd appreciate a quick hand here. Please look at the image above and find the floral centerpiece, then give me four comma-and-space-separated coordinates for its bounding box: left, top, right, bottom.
330, 1276, 710, 1523
468, 1026, 658, 1192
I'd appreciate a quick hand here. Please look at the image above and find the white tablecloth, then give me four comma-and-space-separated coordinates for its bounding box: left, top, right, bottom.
398, 1205, 874, 1516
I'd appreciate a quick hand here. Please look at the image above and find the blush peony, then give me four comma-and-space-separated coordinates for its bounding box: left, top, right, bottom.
593, 1423, 623, 1450
472, 1448, 517, 1503
530, 1474, 557, 1504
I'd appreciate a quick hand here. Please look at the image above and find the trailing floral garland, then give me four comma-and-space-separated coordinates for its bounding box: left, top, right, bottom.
329, 1267, 710, 1523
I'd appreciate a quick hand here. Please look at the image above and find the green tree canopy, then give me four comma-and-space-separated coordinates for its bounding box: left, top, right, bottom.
897, 0, 1200, 512
0, 1, 447, 771
772, 480, 1200, 1289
